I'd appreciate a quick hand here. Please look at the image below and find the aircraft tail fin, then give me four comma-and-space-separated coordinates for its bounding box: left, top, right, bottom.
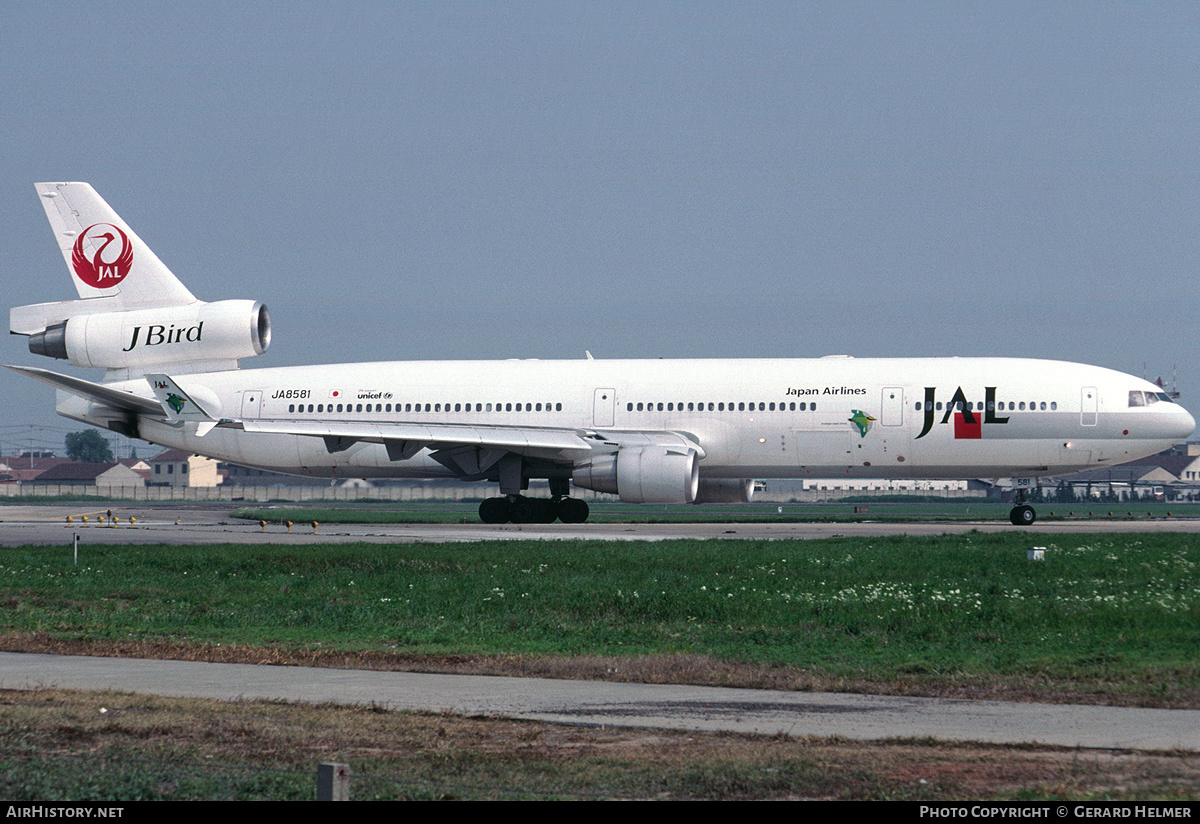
11, 183, 270, 378
34, 182, 196, 308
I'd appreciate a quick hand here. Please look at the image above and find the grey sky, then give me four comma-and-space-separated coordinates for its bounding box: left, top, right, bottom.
2, 1, 1198, 454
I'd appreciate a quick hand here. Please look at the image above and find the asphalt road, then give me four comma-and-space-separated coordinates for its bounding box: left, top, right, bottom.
2, 504, 1200, 545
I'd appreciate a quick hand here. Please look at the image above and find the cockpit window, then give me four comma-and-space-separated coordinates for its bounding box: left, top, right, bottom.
1156, 392, 1174, 403
1129, 391, 1145, 407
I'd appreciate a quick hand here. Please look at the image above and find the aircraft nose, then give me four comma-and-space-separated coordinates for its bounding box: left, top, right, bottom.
1164, 404, 1197, 443
1177, 406, 1197, 441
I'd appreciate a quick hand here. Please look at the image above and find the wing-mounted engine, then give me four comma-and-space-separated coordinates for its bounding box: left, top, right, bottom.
20, 299, 270, 372
572, 445, 700, 503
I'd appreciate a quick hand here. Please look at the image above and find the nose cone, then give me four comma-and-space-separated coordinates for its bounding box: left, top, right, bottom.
1175, 405, 1197, 442
1156, 402, 1198, 444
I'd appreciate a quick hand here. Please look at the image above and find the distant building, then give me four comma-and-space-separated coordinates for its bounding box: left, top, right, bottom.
28, 461, 146, 491
0, 455, 76, 483
147, 449, 222, 487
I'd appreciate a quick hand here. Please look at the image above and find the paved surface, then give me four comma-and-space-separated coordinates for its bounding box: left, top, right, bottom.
2, 504, 1199, 545
3, 652, 1197, 750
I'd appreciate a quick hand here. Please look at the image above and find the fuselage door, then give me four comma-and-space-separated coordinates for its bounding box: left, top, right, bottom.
880, 387, 903, 426
1081, 386, 1098, 426
241, 389, 264, 419
593, 388, 615, 427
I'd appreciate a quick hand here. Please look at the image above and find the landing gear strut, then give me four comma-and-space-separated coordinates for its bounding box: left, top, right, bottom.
478, 496, 590, 524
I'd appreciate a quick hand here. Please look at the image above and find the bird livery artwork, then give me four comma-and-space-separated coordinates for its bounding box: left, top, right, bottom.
848, 409, 876, 438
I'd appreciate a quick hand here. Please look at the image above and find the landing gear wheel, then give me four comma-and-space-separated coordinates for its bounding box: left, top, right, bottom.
509, 496, 537, 524
479, 497, 511, 524
557, 497, 590, 524
1010, 505, 1036, 526
537, 499, 559, 523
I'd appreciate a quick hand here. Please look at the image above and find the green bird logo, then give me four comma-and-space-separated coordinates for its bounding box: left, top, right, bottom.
166, 393, 186, 414
848, 409, 876, 438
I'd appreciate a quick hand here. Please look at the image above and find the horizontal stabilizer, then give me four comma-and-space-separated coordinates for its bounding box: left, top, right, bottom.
5, 364, 161, 416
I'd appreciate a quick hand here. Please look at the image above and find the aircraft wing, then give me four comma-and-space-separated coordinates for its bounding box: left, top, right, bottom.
5, 364, 163, 417
231, 419, 705, 476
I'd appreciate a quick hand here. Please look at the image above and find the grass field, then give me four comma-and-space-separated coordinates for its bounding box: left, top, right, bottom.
4, 530, 1199, 800
3, 532, 1198, 706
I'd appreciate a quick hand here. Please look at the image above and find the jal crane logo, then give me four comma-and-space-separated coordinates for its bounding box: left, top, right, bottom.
72, 223, 133, 288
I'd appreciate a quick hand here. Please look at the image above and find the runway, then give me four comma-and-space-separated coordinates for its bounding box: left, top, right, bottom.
3, 652, 1197, 750
2, 504, 1200, 545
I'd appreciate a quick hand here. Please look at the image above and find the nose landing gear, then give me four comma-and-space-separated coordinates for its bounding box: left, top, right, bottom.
1009, 504, 1036, 525
1008, 487, 1037, 525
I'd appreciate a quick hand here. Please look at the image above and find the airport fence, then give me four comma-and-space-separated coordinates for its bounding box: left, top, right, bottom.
0, 482, 983, 503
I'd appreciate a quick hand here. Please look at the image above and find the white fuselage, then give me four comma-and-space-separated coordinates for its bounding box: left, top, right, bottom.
61, 355, 1196, 484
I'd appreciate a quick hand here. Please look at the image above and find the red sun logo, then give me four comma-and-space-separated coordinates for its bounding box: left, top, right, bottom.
72, 223, 133, 288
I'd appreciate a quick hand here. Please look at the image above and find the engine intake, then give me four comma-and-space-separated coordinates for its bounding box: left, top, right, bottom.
573, 446, 699, 504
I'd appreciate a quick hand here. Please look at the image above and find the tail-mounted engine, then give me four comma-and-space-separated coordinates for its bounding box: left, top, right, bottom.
23, 300, 270, 371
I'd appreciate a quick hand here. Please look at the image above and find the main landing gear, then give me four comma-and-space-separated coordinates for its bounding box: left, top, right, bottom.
479, 496, 590, 524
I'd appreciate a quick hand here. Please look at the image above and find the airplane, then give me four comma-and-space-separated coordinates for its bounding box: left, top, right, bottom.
8, 182, 1196, 525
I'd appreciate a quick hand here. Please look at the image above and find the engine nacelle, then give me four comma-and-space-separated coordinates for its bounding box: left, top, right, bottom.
572, 446, 699, 504
694, 478, 756, 504
28, 300, 271, 370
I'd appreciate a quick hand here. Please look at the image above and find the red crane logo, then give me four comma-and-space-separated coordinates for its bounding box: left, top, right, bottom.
72, 223, 133, 288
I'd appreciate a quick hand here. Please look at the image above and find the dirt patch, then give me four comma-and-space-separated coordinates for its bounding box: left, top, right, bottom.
2, 688, 1198, 800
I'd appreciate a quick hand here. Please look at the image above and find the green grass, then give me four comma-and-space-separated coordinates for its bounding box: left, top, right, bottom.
2, 533, 1198, 701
